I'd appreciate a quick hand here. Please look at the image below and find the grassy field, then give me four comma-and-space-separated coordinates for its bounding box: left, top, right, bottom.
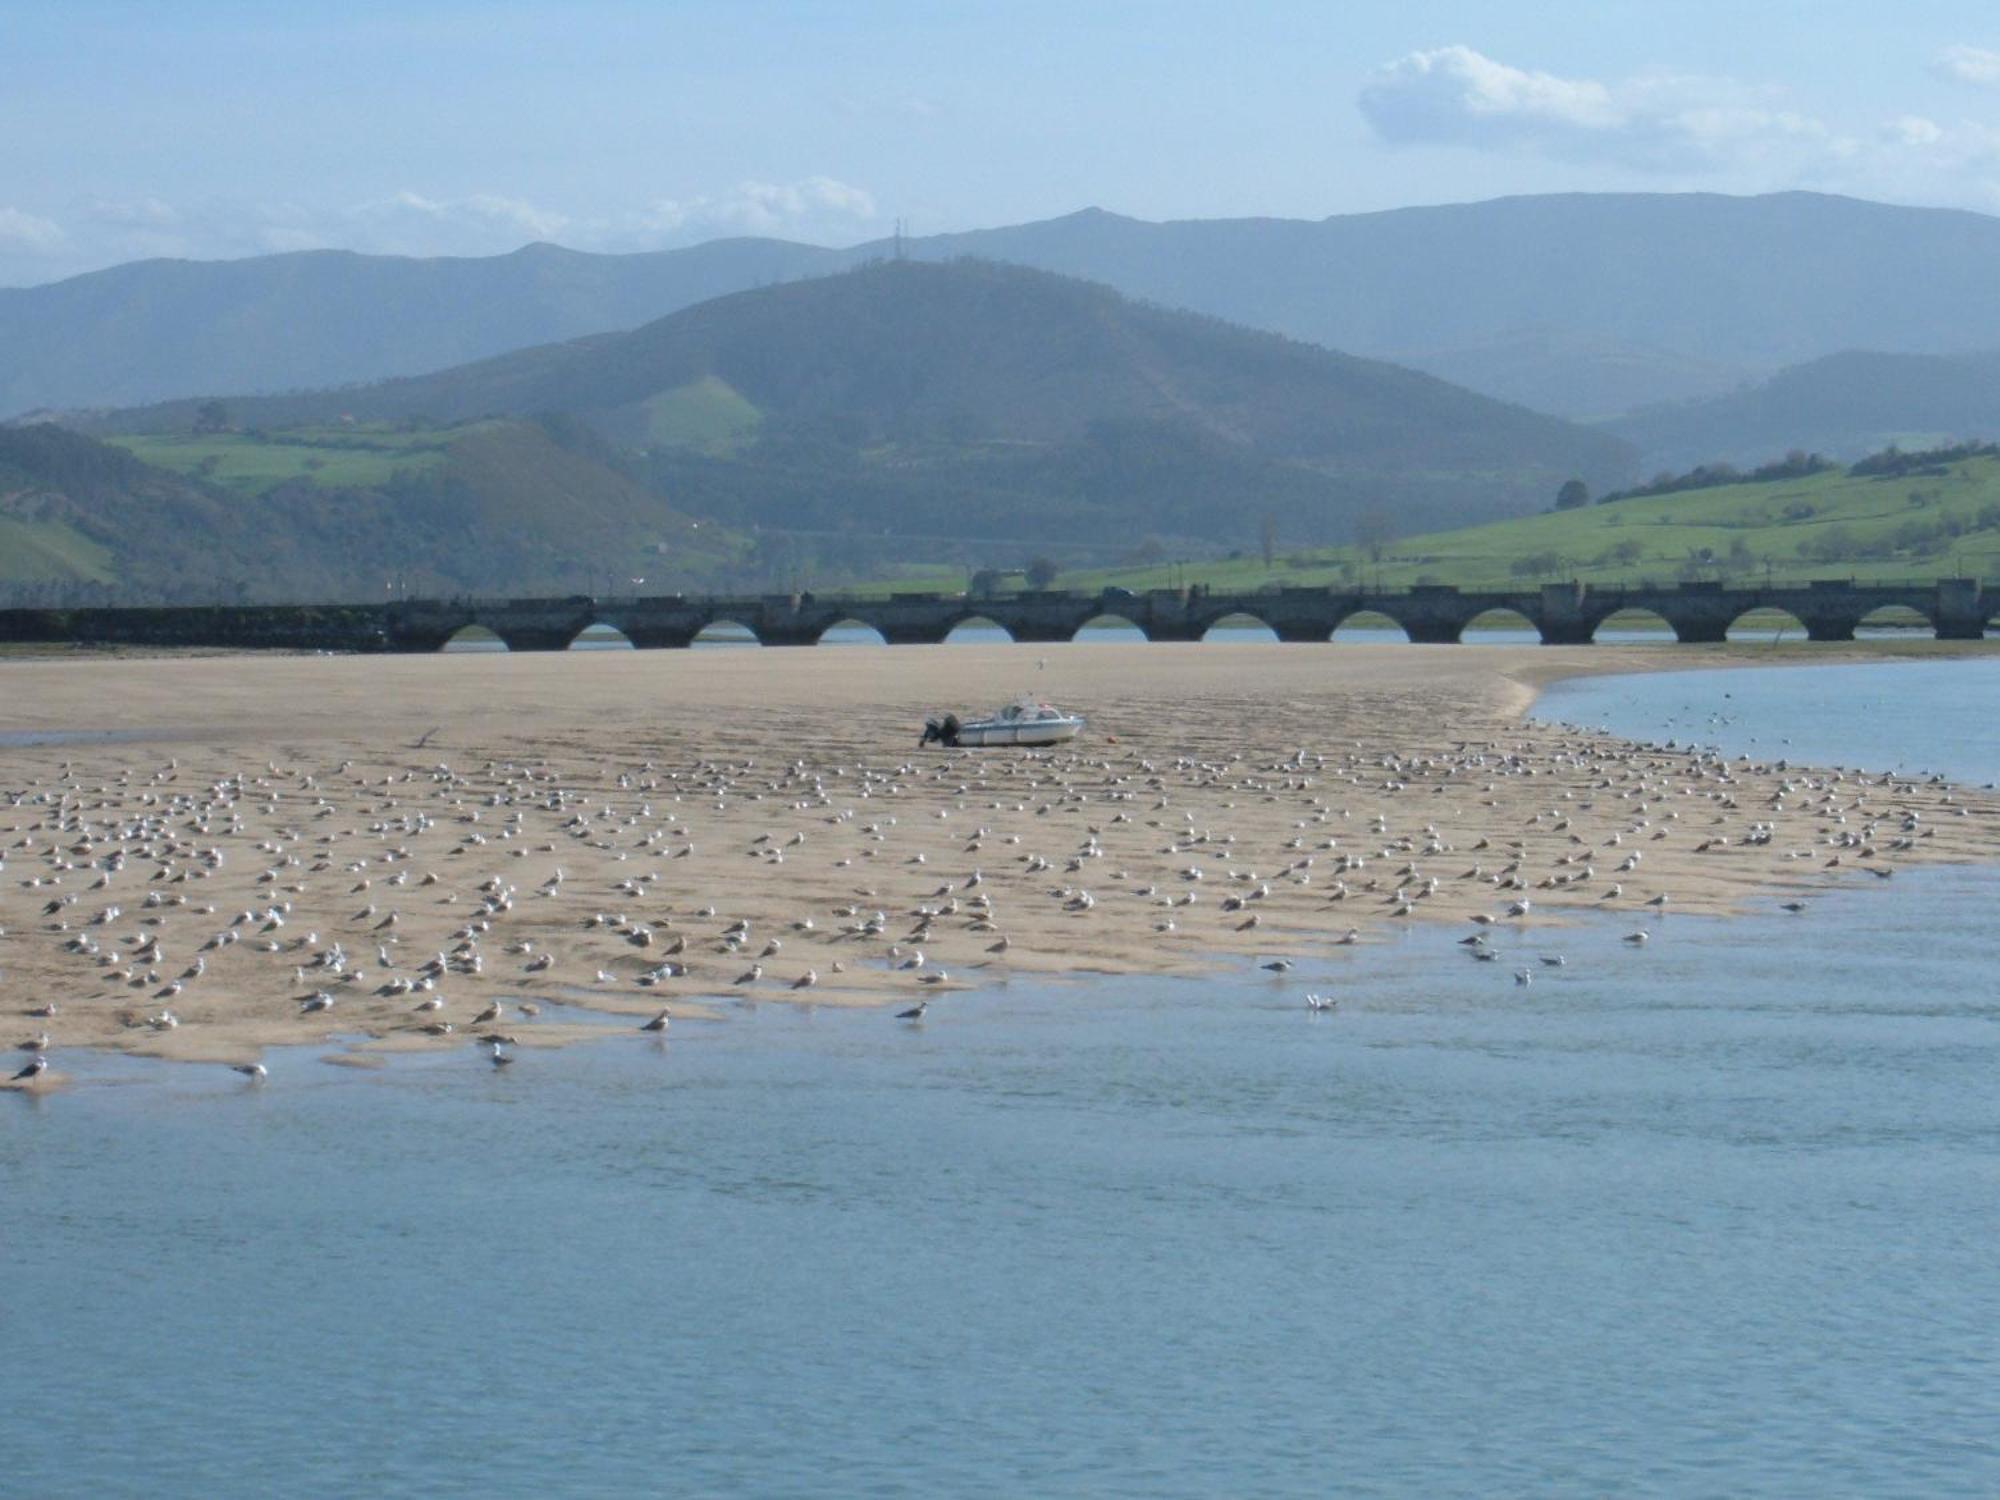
0, 515, 117, 584
110, 424, 470, 496
1044, 456, 2000, 594
639, 377, 762, 453
826, 456, 2000, 602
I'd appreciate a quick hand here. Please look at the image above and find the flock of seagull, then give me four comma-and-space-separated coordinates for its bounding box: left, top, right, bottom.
1, 724, 1981, 1090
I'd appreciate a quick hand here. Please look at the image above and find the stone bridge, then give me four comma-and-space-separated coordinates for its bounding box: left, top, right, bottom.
0, 579, 1991, 652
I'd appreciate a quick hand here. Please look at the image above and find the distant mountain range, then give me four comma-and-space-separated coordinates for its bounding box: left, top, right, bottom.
86, 259, 1633, 551
16, 191, 2000, 421
1610, 349, 2000, 472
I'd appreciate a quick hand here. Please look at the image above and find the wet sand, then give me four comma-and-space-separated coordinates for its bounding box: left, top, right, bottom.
4, 641, 1997, 1083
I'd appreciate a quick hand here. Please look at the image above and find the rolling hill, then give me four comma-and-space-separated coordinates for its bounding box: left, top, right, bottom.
1610, 350, 2000, 472
85, 259, 1634, 548
1047, 446, 2000, 597
16, 191, 2000, 420
0, 419, 735, 603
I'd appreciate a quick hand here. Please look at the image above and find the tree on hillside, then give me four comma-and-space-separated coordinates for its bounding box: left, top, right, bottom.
1351, 506, 1394, 564
1024, 555, 1061, 589
1554, 478, 1590, 511
193, 399, 230, 434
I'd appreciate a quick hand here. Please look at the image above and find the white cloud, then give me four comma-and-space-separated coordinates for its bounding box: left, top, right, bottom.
0, 172, 872, 284
1886, 115, 1947, 147
1934, 44, 2000, 90
82, 195, 180, 229
0, 206, 65, 253
637, 176, 879, 241
1359, 46, 1836, 173
366, 190, 572, 243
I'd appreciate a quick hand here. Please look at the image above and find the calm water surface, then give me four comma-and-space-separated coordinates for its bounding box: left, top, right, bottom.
1538, 656, 2000, 784
9, 661, 2000, 1497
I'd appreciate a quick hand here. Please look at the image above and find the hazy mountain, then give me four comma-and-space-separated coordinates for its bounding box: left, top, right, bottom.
914, 194, 2000, 418
1610, 350, 2000, 472
0, 237, 841, 416
91, 259, 1633, 546
15, 191, 2000, 419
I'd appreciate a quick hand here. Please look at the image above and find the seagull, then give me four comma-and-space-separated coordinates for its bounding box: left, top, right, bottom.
791, 969, 818, 990
1624, 930, 1650, 945
897, 1000, 929, 1021
1261, 959, 1293, 972
488, 1042, 514, 1068
12, 1055, 48, 1082
470, 1001, 502, 1027
1305, 992, 1337, 1012
231, 1062, 268, 1080
640, 1008, 671, 1032
1780, 900, 1808, 913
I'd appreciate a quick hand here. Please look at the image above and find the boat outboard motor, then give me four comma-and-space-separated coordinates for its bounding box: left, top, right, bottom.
920, 712, 962, 748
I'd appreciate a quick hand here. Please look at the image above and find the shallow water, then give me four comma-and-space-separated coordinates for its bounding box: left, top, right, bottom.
1537, 656, 2000, 784
10, 661, 2000, 1496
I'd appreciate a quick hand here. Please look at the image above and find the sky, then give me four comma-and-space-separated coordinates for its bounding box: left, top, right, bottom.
10, 0, 2000, 285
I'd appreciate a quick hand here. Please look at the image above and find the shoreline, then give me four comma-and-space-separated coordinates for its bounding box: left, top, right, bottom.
4, 640, 1998, 1087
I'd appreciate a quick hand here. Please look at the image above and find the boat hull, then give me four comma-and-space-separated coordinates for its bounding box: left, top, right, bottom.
951, 718, 1084, 747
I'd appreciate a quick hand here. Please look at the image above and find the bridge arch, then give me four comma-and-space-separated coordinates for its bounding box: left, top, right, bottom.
1856, 603, 1937, 638
816, 617, 889, 645
1331, 608, 1412, 643
1072, 612, 1147, 642
1460, 607, 1538, 644
442, 623, 509, 653
1725, 607, 1807, 643
943, 613, 1014, 644
692, 617, 763, 648
1198, 610, 1278, 642
568, 621, 635, 650
1591, 608, 1675, 643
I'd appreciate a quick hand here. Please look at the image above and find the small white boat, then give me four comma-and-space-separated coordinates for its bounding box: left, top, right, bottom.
921, 698, 1085, 748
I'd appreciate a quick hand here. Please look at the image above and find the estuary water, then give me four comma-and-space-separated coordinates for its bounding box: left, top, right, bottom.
1537, 656, 2000, 785
9, 660, 2000, 1497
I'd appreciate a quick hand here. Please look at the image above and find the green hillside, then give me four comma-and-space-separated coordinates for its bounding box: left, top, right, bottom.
90, 260, 1635, 548
1053, 449, 2000, 594
638, 376, 763, 453
110, 424, 463, 495
0, 420, 742, 601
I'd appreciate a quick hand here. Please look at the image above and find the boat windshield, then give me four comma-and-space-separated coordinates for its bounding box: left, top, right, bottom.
997, 699, 1063, 721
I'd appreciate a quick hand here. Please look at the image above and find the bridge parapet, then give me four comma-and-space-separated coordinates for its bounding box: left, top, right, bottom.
0, 579, 1988, 652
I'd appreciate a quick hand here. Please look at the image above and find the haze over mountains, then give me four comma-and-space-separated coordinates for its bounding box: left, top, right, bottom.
13, 188, 2000, 603
15, 191, 2000, 436
82, 259, 1630, 553
1610, 350, 2000, 473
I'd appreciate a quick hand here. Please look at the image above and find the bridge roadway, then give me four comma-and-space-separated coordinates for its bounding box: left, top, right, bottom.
0, 579, 1991, 652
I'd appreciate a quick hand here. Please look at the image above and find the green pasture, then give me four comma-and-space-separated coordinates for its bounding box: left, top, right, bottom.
111, 424, 466, 495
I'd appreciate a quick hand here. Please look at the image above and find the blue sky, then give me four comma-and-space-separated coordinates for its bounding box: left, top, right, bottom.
8, 0, 2000, 284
